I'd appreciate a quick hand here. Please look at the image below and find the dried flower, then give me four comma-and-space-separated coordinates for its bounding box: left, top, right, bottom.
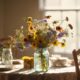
68, 24, 73, 29
45, 15, 51, 19
65, 17, 69, 21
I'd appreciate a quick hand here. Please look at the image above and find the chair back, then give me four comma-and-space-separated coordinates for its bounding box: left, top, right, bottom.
72, 49, 80, 80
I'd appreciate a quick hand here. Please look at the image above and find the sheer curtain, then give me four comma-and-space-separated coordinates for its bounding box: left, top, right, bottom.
39, 0, 80, 54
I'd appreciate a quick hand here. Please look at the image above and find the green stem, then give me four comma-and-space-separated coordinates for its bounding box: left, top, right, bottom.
40, 49, 48, 72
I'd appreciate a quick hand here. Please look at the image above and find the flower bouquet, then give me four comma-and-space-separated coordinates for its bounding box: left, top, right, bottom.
12, 16, 73, 72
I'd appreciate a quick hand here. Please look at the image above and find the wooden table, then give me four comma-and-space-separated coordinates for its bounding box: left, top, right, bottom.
0, 60, 77, 80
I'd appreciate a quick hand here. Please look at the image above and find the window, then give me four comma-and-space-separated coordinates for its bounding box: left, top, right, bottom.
39, 0, 80, 54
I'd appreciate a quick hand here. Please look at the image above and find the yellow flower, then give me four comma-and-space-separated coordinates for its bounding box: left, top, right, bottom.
27, 17, 32, 22
27, 21, 32, 26
60, 42, 66, 47
31, 42, 37, 48
22, 56, 33, 60
27, 17, 32, 27
52, 40, 60, 46
33, 32, 37, 39
28, 26, 36, 33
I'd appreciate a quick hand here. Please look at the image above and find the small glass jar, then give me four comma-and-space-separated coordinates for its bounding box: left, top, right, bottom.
2, 48, 13, 68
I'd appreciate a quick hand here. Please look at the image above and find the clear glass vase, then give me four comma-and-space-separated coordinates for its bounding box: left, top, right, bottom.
34, 48, 49, 72
2, 48, 13, 68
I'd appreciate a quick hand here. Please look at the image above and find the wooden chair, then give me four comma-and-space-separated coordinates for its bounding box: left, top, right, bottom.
72, 49, 80, 80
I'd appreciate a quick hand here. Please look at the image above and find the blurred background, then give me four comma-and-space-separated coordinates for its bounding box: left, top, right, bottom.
0, 0, 80, 58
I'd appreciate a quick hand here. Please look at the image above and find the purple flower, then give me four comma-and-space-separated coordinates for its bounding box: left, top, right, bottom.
57, 32, 65, 38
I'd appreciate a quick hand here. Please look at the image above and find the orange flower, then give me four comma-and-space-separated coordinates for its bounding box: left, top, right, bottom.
56, 26, 63, 32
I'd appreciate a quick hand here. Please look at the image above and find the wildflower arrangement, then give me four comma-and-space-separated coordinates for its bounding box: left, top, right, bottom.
13, 16, 73, 50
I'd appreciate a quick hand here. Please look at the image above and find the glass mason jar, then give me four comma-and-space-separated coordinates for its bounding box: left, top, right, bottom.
2, 48, 13, 68
34, 48, 49, 72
